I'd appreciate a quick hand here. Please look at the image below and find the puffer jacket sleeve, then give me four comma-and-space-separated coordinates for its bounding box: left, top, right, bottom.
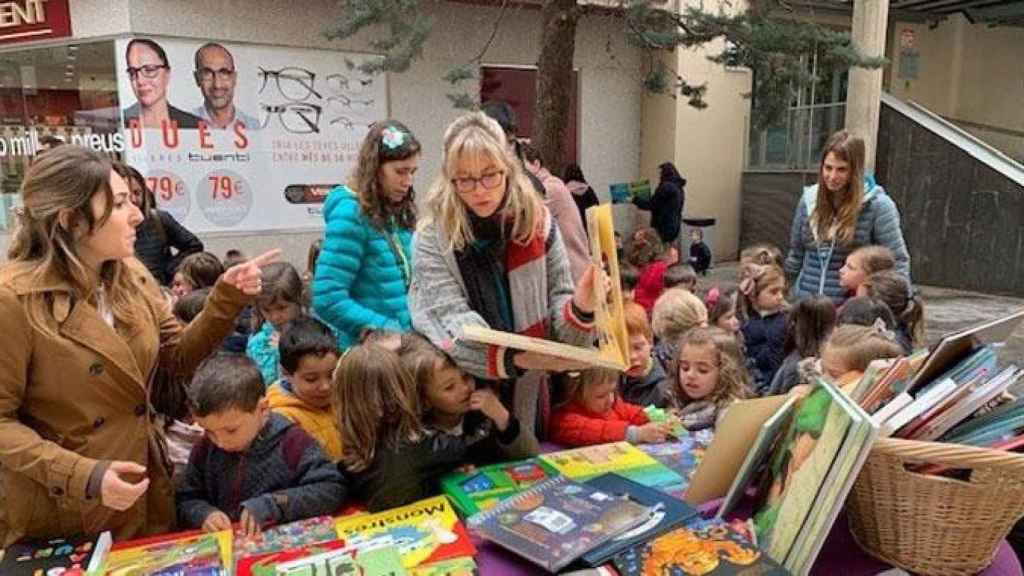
870, 192, 912, 279
313, 192, 403, 340
784, 200, 808, 280
550, 403, 631, 446
409, 221, 508, 380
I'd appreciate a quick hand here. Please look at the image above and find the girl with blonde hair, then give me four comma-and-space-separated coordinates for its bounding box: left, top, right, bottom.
0, 145, 273, 545
784, 130, 910, 305
651, 288, 708, 371
410, 111, 603, 437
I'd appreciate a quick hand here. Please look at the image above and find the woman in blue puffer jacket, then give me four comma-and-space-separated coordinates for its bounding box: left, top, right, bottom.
784, 130, 910, 305
313, 121, 421, 347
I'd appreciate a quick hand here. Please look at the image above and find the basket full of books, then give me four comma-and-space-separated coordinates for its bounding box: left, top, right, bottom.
845, 311, 1024, 576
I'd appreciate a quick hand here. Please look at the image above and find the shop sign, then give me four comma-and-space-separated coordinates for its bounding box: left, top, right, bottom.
0, 0, 72, 45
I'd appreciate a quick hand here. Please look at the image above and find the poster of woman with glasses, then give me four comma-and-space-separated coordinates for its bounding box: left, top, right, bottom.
122, 38, 202, 130
115, 36, 387, 234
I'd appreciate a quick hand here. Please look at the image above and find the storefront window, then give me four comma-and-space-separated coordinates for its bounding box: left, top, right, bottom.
0, 40, 119, 230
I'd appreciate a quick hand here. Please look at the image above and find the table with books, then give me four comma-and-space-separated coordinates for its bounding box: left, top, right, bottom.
8, 312, 1024, 575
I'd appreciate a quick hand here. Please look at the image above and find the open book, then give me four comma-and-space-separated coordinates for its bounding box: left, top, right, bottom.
460, 203, 629, 371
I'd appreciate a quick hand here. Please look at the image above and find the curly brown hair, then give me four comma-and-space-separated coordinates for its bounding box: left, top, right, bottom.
349, 120, 421, 231
668, 327, 751, 409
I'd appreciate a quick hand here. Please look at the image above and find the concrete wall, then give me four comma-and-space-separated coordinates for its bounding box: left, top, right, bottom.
887, 14, 1024, 161
3, 0, 645, 267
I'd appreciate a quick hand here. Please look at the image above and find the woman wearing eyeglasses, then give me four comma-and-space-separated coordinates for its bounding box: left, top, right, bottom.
123, 38, 202, 130
409, 112, 603, 437
312, 120, 421, 348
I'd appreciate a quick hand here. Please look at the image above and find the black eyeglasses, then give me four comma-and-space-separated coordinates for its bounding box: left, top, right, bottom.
261, 103, 322, 134
196, 67, 236, 82
258, 67, 322, 101
126, 64, 167, 79
452, 171, 505, 193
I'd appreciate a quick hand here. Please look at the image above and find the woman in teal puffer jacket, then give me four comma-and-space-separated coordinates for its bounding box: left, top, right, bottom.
313, 121, 421, 347
784, 130, 910, 305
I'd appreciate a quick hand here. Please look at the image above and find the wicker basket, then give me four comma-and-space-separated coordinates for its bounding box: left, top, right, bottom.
847, 437, 1024, 576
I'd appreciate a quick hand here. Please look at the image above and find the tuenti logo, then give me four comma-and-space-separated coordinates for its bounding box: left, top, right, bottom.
0, 0, 72, 45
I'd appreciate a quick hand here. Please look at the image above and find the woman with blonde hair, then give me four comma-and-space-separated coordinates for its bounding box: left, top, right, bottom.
784, 130, 910, 304
409, 111, 603, 437
312, 120, 421, 347
0, 145, 274, 545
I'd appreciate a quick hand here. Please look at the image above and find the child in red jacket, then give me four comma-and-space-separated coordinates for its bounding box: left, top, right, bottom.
550, 367, 673, 447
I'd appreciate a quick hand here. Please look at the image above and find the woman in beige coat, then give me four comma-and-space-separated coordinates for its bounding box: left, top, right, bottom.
0, 146, 276, 545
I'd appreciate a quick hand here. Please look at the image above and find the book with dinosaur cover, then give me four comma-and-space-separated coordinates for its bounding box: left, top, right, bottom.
578, 473, 699, 567
459, 204, 629, 371
467, 475, 652, 572
333, 495, 476, 571
440, 457, 560, 517
612, 518, 788, 576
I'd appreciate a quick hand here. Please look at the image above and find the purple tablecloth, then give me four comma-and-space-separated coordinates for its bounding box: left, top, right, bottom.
474, 444, 1024, 574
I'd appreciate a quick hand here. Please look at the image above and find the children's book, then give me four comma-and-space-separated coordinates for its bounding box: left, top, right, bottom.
717, 396, 797, 520
612, 517, 789, 576
917, 365, 1021, 441
408, 556, 478, 576
234, 516, 338, 576
236, 539, 348, 576
609, 180, 652, 204
786, 378, 879, 575
440, 457, 560, 517
460, 204, 629, 371
467, 475, 651, 573
752, 381, 855, 566
637, 435, 707, 497
848, 359, 894, 404
102, 533, 225, 576
684, 395, 791, 506
578, 473, 699, 567
541, 441, 685, 491
334, 495, 476, 570
271, 544, 407, 576
1, 533, 109, 576
909, 309, 1024, 394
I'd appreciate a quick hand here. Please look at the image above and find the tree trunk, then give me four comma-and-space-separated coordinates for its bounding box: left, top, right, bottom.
532, 0, 579, 177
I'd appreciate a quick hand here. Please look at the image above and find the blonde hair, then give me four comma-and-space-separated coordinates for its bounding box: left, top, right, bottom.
563, 367, 620, 407
652, 288, 708, 343
426, 112, 542, 252
740, 243, 784, 268
333, 344, 424, 473
396, 332, 456, 414
850, 245, 896, 276
813, 130, 867, 245
6, 146, 140, 338
823, 323, 904, 373
669, 327, 750, 409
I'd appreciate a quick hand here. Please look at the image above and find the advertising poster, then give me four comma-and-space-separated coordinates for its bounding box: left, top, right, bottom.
115, 37, 387, 233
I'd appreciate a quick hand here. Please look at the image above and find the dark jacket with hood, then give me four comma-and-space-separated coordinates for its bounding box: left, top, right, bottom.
635, 162, 686, 244
176, 413, 347, 528
134, 209, 203, 285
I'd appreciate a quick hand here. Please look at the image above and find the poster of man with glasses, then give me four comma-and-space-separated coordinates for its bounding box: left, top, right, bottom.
115, 36, 386, 234
192, 43, 260, 131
